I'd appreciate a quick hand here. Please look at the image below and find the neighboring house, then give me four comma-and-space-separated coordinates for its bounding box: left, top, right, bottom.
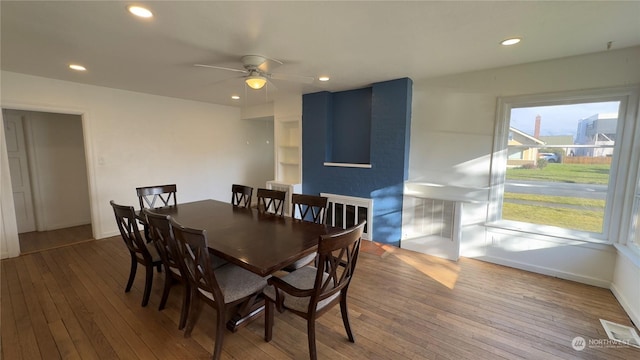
507, 127, 545, 167
575, 113, 617, 157
539, 135, 574, 157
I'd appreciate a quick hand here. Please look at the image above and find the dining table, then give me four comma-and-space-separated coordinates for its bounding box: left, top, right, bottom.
143, 199, 343, 330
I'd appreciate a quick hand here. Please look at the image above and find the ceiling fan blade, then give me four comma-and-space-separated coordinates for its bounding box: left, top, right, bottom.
270, 72, 315, 84
209, 75, 245, 86
194, 64, 247, 73
256, 56, 284, 72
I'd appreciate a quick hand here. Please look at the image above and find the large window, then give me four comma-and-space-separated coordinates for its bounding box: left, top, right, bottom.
488, 87, 640, 244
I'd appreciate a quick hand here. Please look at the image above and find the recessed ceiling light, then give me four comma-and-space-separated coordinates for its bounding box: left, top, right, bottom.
318, 76, 330, 82
501, 37, 522, 46
127, 5, 153, 18
231, 95, 240, 100
69, 64, 86, 71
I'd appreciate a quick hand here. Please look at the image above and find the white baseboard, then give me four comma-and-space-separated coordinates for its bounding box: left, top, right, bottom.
474, 255, 612, 288
43, 220, 91, 231
97, 230, 120, 239
610, 283, 640, 329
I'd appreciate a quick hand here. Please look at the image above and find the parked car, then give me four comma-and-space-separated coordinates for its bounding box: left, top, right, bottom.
538, 152, 560, 163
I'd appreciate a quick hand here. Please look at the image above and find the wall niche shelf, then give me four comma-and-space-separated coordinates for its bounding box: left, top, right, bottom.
274, 102, 302, 184
323, 162, 372, 169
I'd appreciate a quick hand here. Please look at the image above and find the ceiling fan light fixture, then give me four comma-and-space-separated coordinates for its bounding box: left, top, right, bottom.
245, 75, 267, 90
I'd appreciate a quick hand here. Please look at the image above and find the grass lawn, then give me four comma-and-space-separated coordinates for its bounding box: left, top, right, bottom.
506, 163, 610, 184
502, 202, 604, 233
503, 163, 608, 232
504, 193, 605, 208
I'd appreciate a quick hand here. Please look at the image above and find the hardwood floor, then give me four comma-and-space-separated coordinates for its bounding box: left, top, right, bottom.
18, 224, 93, 254
2, 237, 638, 359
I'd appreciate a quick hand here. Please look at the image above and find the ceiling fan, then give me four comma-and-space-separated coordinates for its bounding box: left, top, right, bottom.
194, 55, 314, 90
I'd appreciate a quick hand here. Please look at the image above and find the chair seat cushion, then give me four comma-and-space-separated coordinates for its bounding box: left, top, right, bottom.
263, 266, 339, 313
209, 250, 228, 270
199, 264, 268, 303
283, 252, 316, 272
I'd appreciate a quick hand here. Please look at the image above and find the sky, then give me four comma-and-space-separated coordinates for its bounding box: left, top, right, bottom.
510, 101, 620, 137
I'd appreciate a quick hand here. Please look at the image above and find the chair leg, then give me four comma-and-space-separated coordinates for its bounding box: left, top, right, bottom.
178, 282, 191, 330
307, 319, 317, 360
158, 270, 172, 311
125, 254, 137, 292
340, 296, 355, 343
141, 264, 153, 307
264, 298, 274, 342
184, 287, 202, 338
212, 307, 226, 360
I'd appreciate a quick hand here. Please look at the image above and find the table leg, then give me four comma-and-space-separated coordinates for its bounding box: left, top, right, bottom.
226, 294, 265, 332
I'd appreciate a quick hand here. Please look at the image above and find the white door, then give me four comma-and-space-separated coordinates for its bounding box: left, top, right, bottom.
3, 110, 36, 233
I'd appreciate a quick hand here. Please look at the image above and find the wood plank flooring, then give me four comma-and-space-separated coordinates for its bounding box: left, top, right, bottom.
2, 237, 638, 359
18, 224, 93, 254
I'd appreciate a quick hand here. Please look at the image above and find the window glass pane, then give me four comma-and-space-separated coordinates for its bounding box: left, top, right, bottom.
503, 101, 619, 234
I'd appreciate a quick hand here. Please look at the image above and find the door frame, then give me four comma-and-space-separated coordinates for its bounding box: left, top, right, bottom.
0, 101, 98, 258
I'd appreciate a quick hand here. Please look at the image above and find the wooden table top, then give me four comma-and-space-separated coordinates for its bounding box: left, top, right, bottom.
149, 199, 341, 276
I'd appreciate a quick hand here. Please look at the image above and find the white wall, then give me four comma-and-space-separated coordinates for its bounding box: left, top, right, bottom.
1, 71, 273, 257
409, 46, 640, 322
611, 247, 640, 327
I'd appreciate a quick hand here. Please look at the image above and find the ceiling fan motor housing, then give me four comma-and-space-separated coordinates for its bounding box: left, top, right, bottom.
241, 55, 267, 68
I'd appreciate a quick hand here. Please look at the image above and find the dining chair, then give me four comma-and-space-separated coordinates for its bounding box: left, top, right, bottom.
136, 184, 177, 209
256, 188, 286, 216
284, 193, 329, 271
110, 200, 163, 307
263, 221, 366, 360
291, 193, 328, 224
170, 218, 268, 360
231, 184, 253, 208
143, 208, 190, 330
136, 184, 177, 241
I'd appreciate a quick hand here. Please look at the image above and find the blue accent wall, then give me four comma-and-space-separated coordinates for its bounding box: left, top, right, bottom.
331, 88, 372, 163
302, 78, 412, 246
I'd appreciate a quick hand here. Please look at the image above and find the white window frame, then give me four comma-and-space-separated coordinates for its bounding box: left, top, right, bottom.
487, 86, 640, 245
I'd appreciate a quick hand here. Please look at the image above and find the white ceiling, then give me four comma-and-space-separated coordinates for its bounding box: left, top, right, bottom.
2, 1, 639, 108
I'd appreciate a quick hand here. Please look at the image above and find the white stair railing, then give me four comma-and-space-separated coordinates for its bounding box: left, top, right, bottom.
320, 193, 373, 240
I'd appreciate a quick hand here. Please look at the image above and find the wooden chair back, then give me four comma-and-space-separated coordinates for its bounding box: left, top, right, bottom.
231, 184, 253, 208
110, 200, 151, 263
136, 184, 177, 209
170, 219, 224, 305
312, 221, 365, 311
291, 194, 328, 224
143, 209, 180, 274
256, 188, 286, 216
263, 221, 366, 359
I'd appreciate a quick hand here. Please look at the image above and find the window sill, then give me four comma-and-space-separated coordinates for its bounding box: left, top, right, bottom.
614, 243, 640, 268
323, 162, 372, 169
484, 220, 612, 249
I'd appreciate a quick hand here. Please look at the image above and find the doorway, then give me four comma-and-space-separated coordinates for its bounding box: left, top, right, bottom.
2, 109, 93, 253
